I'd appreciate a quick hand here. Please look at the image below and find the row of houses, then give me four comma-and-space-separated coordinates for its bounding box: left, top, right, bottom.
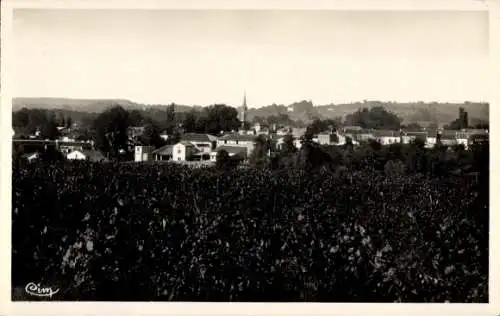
15, 126, 488, 164
135, 133, 257, 162
135, 127, 488, 164
339, 128, 488, 149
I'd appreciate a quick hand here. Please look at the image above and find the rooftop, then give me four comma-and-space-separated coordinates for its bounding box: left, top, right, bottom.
219, 133, 257, 142
181, 133, 217, 143
372, 130, 399, 137
214, 145, 248, 155
177, 141, 196, 147
151, 145, 173, 156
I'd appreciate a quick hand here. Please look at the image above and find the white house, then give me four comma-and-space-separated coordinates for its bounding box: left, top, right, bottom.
315, 133, 333, 145
341, 129, 374, 143
401, 131, 427, 145
181, 133, 217, 154
426, 136, 437, 148
276, 136, 303, 150
456, 131, 469, 149
57, 140, 93, 155
135, 145, 155, 162
294, 138, 303, 149
456, 137, 468, 149
373, 130, 400, 145
173, 141, 198, 161
151, 144, 174, 161
217, 134, 257, 156
67, 149, 107, 162
67, 150, 87, 160
276, 127, 292, 137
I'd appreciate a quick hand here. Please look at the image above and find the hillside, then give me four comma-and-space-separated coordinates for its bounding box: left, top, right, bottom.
246, 100, 489, 126
12, 98, 195, 113
13, 97, 489, 126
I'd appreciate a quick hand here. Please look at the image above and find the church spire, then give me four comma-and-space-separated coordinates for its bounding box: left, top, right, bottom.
241, 91, 248, 130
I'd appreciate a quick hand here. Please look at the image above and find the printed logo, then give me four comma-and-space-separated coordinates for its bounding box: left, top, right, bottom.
25, 282, 59, 298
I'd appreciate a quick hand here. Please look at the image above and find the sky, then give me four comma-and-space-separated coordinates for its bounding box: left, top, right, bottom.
13, 9, 489, 108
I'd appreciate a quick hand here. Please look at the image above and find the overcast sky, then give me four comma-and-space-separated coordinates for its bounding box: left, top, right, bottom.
13, 9, 489, 107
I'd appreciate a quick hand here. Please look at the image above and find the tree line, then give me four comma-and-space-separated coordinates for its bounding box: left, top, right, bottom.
12, 104, 488, 164
218, 131, 488, 183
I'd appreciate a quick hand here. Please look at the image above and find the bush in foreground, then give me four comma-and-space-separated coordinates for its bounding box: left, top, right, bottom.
12, 161, 488, 302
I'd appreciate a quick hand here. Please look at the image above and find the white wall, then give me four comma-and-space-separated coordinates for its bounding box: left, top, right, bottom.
426, 137, 437, 148
210, 152, 217, 162
67, 150, 86, 160
378, 136, 400, 145
457, 138, 468, 149
135, 146, 144, 162
173, 144, 187, 161
317, 134, 331, 145
191, 141, 212, 153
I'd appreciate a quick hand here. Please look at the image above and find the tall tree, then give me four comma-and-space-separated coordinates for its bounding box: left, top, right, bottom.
40, 115, 60, 140
66, 116, 73, 129
165, 103, 176, 134
280, 134, 297, 157
182, 110, 198, 133
345, 106, 401, 130
277, 134, 297, 168
141, 121, 164, 148
216, 149, 232, 170
93, 106, 130, 158
249, 135, 270, 167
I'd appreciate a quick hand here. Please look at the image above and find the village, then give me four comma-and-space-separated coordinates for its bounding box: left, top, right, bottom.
13, 118, 489, 165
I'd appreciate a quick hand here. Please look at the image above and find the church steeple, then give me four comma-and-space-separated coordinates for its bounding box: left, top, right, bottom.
241, 91, 248, 129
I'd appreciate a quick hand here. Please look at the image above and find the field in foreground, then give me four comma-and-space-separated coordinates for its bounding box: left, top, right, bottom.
12, 162, 488, 302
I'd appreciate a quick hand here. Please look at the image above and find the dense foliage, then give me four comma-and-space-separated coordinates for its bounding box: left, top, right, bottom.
12, 142, 488, 301
344, 106, 402, 130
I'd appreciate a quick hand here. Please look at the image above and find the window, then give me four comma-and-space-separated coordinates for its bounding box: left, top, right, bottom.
177, 149, 181, 154
178, 157, 181, 161
236, 140, 239, 144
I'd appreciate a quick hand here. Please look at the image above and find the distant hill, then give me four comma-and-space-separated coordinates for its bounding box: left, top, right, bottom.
246, 100, 489, 126
13, 97, 489, 126
12, 97, 195, 113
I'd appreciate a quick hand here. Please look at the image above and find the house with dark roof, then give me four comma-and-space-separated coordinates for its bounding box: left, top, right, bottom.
210, 146, 248, 162
217, 133, 257, 155
180, 133, 217, 154
275, 136, 303, 150
55, 140, 93, 154
151, 144, 174, 161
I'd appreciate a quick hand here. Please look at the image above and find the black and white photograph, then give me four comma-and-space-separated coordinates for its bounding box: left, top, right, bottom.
2, 0, 497, 311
